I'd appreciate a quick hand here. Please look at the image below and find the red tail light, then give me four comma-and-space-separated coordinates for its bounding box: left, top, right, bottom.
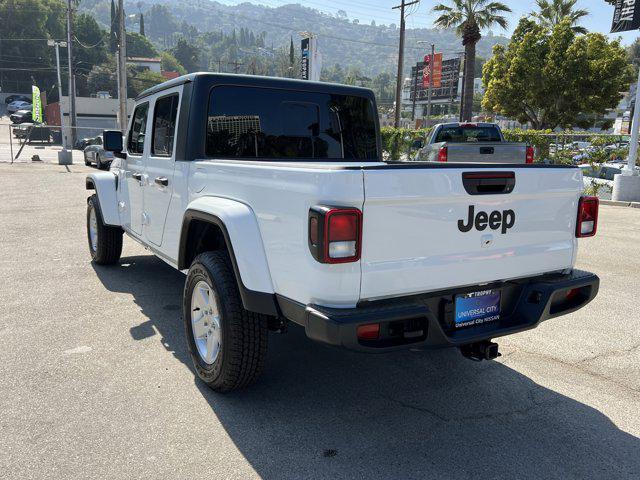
576, 196, 598, 237
309, 206, 362, 263
357, 323, 380, 340
526, 146, 534, 164
438, 146, 448, 162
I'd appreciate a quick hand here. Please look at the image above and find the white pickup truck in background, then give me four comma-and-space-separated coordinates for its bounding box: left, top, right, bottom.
416, 122, 534, 164
85, 73, 599, 392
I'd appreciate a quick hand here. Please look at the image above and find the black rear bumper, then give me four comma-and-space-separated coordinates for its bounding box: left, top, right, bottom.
278, 270, 599, 352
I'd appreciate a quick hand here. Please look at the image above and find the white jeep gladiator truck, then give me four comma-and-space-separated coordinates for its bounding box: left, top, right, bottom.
86, 73, 600, 392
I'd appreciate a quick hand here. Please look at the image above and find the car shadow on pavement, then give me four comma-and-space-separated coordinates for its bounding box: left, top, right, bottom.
94, 254, 640, 480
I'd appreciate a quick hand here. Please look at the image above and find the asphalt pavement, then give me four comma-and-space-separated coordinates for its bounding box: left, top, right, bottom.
0, 162, 639, 479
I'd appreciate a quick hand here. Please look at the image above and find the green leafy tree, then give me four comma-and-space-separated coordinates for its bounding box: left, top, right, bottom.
160, 51, 186, 75
482, 19, 634, 129
531, 0, 588, 34
432, 0, 511, 121
126, 31, 158, 57
170, 37, 200, 73
289, 36, 295, 67
128, 69, 166, 96
110, 0, 117, 52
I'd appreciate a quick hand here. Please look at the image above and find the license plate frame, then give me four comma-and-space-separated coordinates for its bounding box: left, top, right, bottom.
454, 289, 501, 328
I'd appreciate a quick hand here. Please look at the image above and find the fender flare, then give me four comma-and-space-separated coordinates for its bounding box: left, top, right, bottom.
86, 172, 120, 226
179, 197, 278, 316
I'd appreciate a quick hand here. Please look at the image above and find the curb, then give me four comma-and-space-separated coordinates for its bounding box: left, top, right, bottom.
600, 200, 640, 209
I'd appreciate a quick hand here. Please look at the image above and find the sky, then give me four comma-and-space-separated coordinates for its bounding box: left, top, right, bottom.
218, 0, 638, 45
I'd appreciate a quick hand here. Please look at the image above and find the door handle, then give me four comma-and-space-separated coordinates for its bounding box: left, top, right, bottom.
155, 177, 169, 186
132, 172, 142, 181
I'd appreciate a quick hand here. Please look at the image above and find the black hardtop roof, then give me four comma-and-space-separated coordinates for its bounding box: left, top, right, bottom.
136, 72, 375, 100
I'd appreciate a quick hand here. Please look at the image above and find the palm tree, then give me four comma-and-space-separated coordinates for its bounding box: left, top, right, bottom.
432, 0, 511, 121
531, 0, 588, 34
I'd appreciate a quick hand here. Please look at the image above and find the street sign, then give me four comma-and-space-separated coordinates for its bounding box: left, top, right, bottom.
611, 0, 640, 33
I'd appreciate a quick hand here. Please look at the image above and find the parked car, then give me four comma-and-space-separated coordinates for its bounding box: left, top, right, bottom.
83, 136, 114, 170
10, 109, 33, 124
4, 94, 30, 104
415, 122, 533, 164
7, 100, 31, 114
75, 135, 102, 150
86, 73, 599, 392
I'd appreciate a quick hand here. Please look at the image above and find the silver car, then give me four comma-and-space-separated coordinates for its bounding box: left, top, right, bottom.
83, 136, 114, 170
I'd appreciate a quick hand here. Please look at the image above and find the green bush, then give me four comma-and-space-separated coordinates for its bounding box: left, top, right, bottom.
380, 127, 431, 160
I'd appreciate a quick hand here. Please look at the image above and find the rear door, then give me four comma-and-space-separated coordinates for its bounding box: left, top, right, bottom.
359, 166, 582, 301
143, 88, 181, 247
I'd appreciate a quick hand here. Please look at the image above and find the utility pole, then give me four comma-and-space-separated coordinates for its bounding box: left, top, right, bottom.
48, 40, 71, 164
426, 43, 435, 124
392, 0, 419, 128
66, 0, 77, 145
411, 63, 419, 122
227, 60, 244, 74
117, 0, 128, 132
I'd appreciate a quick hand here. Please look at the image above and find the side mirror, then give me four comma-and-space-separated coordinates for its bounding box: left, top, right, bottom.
103, 130, 125, 158
411, 139, 423, 150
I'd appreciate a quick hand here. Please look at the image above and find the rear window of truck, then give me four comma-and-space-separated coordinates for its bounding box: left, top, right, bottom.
434, 125, 502, 143
205, 85, 378, 160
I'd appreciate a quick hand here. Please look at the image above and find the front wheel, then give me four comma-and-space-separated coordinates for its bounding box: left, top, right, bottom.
87, 194, 123, 265
183, 251, 268, 392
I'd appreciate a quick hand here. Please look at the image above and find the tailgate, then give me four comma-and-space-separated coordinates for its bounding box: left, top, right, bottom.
446, 143, 527, 163
360, 166, 582, 301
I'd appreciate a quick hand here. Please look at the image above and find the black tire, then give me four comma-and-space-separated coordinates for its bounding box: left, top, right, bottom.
84, 152, 91, 166
96, 153, 108, 170
87, 194, 123, 265
183, 251, 269, 392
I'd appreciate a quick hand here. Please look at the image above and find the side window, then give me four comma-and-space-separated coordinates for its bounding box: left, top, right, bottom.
152, 94, 179, 157
127, 103, 149, 155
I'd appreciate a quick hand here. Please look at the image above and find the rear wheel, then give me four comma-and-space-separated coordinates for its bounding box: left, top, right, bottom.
84, 152, 91, 166
183, 251, 269, 392
87, 194, 123, 265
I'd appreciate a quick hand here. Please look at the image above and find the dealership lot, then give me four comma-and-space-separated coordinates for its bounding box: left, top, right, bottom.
1, 162, 639, 479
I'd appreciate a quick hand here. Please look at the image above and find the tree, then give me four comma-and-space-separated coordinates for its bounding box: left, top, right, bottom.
531, 0, 588, 34
170, 37, 200, 73
160, 51, 187, 75
110, 0, 117, 52
126, 31, 158, 57
482, 19, 634, 129
432, 0, 511, 121
139, 12, 145, 36
628, 37, 640, 69
289, 37, 295, 67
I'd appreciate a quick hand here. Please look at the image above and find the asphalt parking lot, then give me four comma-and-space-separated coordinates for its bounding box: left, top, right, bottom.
1, 161, 639, 479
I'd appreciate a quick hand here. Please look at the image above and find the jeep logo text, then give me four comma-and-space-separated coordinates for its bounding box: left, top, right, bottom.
458, 205, 515, 234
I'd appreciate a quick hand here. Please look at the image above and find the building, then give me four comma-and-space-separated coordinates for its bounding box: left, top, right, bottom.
127, 57, 162, 73
44, 96, 135, 143
473, 78, 485, 95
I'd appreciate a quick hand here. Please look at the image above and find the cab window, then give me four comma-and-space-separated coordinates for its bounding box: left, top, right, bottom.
205, 85, 378, 160
152, 94, 179, 157
127, 103, 149, 155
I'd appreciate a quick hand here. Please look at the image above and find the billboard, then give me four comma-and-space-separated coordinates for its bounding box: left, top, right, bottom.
411, 57, 461, 102
300, 37, 310, 80
611, 0, 640, 33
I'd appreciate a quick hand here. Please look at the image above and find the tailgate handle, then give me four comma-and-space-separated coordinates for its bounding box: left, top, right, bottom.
480, 147, 494, 154
462, 172, 515, 195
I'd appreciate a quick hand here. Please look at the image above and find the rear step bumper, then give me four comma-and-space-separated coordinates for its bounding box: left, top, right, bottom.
277, 270, 599, 353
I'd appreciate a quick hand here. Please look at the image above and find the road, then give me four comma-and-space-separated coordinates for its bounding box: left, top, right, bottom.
0, 162, 639, 479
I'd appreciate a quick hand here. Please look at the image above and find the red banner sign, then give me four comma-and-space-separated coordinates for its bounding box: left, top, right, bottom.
423, 53, 443, 88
